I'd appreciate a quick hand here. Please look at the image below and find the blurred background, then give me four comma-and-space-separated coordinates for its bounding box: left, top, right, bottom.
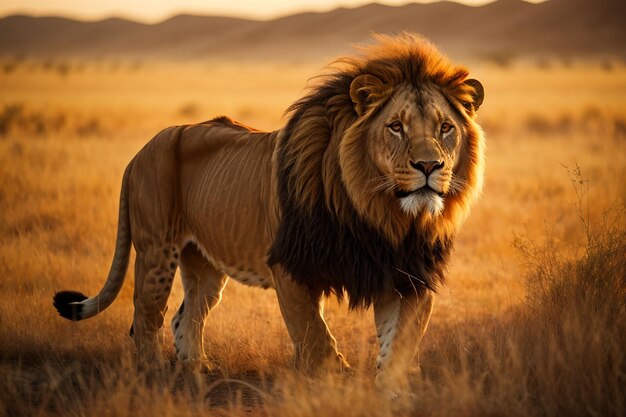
1, 0, 625, 131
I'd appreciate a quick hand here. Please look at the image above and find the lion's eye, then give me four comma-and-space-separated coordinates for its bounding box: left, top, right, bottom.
388, 121, 403, 133
440, 122, 453, 134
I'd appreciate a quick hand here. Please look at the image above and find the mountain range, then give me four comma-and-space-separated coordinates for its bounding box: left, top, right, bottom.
0, 0, 624, 61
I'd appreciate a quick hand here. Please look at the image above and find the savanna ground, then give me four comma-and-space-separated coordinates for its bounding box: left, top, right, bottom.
0, 57, 625, 416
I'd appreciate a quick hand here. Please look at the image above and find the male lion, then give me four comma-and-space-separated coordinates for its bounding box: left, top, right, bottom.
53, 33, 485, 395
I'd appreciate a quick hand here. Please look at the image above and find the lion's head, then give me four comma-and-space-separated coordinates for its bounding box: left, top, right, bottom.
339, 34, 485, 243
269, 33, 485, 307
348, 75, 483, 217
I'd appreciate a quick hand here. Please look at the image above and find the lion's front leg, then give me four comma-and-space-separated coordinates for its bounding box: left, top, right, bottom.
373, 289, 434, 397
272, 267, 351, 375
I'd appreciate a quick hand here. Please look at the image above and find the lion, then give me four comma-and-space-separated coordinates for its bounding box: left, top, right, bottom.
53, 33, 485, 396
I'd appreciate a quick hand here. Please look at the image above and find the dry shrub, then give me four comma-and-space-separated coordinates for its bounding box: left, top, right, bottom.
614, 116, 626, 137
511, 169, 625, 416
522, 108, 625, 138
0, 103, 111, 138
2, 61, 18, 74
506, 224, 625, 416
75, 117, 103, 137
0, 103, 66, 137
426, 167, 626, 417
480, 51, 516, 68
178, 102, 200, 118
524, 113, 553, 135
0, 103, 25, 136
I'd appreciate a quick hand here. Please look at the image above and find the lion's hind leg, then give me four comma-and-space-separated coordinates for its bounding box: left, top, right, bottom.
172, 244, 228, 370
131, 244, 179, 367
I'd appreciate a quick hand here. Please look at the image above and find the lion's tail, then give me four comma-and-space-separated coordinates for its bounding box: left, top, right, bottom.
53, 161, 133, 321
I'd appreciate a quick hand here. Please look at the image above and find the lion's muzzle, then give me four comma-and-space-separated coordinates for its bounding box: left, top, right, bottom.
410, 160, 444, 176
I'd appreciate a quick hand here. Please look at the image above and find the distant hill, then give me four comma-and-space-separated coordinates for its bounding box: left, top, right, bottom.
1, 0, 624, 61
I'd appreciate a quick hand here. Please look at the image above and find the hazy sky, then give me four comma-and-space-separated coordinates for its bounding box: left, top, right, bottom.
1, 0, 545, 22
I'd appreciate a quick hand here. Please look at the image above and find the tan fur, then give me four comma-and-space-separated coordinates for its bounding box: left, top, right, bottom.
55, 33, 485, 395
282, 33, 484, 246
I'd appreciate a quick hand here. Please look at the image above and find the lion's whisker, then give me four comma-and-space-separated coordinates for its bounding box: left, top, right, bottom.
368, 174, 397, 194
367, 174, 393, 184
384, 182, 399, 194
370, 182, 396, 195
447, 176, 467, 195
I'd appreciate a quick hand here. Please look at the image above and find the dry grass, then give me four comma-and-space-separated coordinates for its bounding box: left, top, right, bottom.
0, 60, 625, 416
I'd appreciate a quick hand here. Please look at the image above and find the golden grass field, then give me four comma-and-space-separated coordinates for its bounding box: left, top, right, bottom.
0, 59, 625, 416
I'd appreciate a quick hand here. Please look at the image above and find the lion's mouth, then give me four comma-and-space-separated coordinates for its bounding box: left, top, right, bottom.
395, 186, 444, 199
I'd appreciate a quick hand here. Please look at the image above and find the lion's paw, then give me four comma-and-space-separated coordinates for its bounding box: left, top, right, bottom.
178, 356, 216, 374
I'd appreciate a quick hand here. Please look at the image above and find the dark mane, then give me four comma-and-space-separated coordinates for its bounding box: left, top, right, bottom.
268, 192, 452, 308
268, 33, 483, 308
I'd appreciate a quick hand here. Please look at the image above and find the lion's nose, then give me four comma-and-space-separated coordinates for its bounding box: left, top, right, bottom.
410, 160, 444, 176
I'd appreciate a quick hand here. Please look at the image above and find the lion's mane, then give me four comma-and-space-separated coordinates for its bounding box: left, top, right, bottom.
268, 33, 485, 308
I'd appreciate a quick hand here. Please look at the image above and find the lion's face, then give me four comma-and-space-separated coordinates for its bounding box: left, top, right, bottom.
341, 71, 484, 237
366, 83, 469, 217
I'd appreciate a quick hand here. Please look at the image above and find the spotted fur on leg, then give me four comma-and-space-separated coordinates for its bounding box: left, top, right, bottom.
172, 244, 228, 370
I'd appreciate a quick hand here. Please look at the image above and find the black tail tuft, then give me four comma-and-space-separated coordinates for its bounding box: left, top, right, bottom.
53, 291, 88, 321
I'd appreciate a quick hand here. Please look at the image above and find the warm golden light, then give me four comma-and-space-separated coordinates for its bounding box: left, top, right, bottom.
0, 0, 547, 21
0, 1, 623, 416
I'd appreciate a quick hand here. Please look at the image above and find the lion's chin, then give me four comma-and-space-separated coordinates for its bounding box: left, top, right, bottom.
398, 190, 444, 217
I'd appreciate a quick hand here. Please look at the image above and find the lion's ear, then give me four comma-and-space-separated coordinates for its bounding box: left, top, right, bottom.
349, 74, 386, 116
462, 79, 484, 113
